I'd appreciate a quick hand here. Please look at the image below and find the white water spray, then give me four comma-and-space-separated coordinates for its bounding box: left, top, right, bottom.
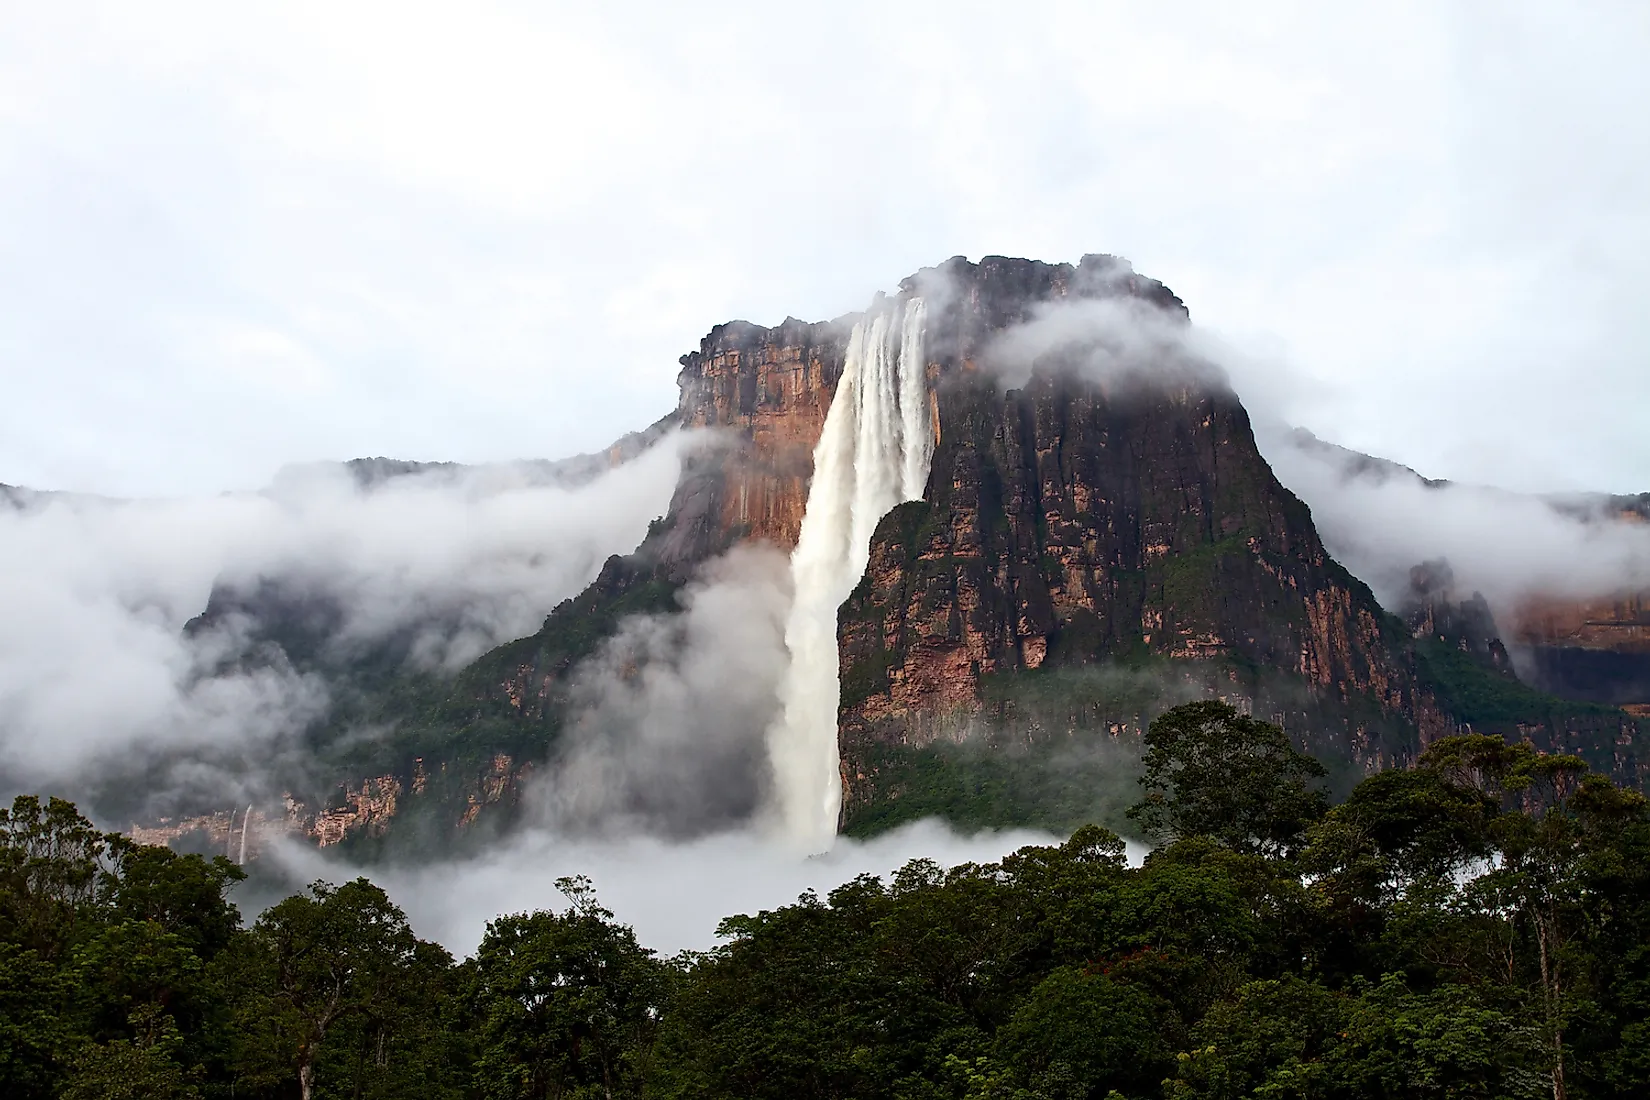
238, 803, 252, 864
768, 298, 932, 851
898, 298, 931, 500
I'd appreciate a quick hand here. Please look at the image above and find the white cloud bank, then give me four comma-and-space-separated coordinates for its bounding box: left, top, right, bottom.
266, 819, 1150, 956
1262, 429, 1650, 619
0, 435, 689, 789
544, 544, 794, 838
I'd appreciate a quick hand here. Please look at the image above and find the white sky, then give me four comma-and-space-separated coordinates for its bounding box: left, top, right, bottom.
3, 1, 1647, 497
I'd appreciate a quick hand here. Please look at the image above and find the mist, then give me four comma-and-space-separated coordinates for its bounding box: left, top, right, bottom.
0, 433, 690, 798
1260, 427, 1650, 620
542, 544, 793, 838
965, 281, 1649, 628
260, 818, 1150, 956
980, 293, 1223, 395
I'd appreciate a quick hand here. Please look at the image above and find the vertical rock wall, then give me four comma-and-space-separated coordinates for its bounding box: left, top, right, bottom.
662, 318, 852, 562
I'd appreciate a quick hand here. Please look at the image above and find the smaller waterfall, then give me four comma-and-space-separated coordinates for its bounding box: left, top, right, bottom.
768, 297, 932, 851
898, 298, 931, 500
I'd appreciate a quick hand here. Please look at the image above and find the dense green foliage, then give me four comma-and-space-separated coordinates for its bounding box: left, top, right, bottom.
1128, 700, 1328, 856
6, 703, 1650, 1098
840, 739, 1143, 839
1412, 636, 1642, 734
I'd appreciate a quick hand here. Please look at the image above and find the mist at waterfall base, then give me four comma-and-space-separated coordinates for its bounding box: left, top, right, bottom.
263, 820, 1108, 956
536, 544, 792, 838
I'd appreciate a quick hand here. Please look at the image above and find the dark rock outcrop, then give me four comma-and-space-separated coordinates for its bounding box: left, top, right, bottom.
1402, 560, 1516, 675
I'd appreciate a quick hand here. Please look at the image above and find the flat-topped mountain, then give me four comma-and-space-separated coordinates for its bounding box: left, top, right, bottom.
17, 255, 1641, 853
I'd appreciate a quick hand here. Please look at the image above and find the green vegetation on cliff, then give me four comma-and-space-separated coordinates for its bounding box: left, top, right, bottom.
1414, 636, 1642, 778
840, 738, 1145, 839
840, 655, 1419, 839
288, 563, 688, 847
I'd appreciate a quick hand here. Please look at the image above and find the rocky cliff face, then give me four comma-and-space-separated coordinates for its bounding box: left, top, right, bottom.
1403, 560, 1516, 675
1504, 498, 1649, 711
1276, 432, 1650, 718
1512, 592, 1650, 708
652, 254, 1189, 563
654, 318, 850, 563
830, 258, 1466, 813
1392, 563, 1642, 784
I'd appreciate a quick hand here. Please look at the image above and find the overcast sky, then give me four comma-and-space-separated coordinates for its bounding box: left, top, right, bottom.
3, 1, 1646, 497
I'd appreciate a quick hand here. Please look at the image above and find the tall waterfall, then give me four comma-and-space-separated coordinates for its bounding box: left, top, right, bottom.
768, 297, 931, 851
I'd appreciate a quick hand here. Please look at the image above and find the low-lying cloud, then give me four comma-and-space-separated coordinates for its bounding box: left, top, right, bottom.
0, 434, 690, 798
961, 277, 1650, 628
262, 819, 1148, 957
542, 544, 793, 838
981, 294, 1224, 395
1262, 429, 1650, 619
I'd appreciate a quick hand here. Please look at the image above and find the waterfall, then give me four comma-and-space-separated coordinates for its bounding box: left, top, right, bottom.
768, 297, 931, 851
898, 298, 930, 500
238, 803, 252, 864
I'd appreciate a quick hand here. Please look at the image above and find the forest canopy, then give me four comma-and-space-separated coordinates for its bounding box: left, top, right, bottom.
3, 702, 1648, 1099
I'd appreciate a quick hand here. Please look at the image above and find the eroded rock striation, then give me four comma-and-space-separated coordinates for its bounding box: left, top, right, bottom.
667, 318, 851, 556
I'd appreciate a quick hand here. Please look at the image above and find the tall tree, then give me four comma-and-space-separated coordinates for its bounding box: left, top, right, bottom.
1128, 701, 1327, 856
0, 795, 111, 959
220, 877, 420, 1100
466, 876, 663, 1099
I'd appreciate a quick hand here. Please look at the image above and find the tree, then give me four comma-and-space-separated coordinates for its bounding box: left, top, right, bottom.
1415, 735, 1599, 1100
0, 939, 75, 1099
100, 838, 243, 960
313, 934, 469, 1100
1328, 767, 1498, 884
0, 797, 240, 1097
1164, 975, 1347, 1100
468, 876, 664, 1100
60, 1005, 202, 1100
993, 967, 1172, 1098
1128, 701, 1327, 855
5, 773, 1649, 1097
220, 877, 421, 1100
1165, 974, 1547, 1100
0, 795, 112, 958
